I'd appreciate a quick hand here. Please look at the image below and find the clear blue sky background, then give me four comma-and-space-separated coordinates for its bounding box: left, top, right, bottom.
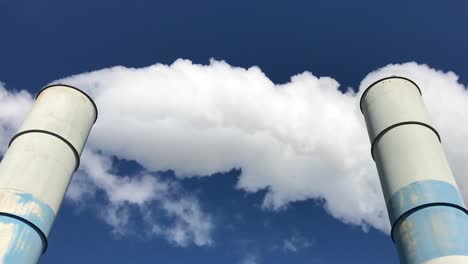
1, 1, 468, 263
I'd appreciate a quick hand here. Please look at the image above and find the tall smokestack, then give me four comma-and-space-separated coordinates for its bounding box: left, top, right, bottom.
360, 76, 468, 264
0, 84, 97, 263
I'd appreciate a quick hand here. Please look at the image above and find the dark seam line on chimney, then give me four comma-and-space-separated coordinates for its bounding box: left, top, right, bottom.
36, 84, 98, 123
390, 202, 468, 243
8, 130, 80, 172
0, 212, 49, 254
360, 76, 422, 113
370, 121, 441, 160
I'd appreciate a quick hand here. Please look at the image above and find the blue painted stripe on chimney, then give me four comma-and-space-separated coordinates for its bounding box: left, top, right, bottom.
0, 190, 55, 236
387, 180, 465, 226
0, 190, 55, 255
394, 206, 468, 264
0, 215, 43, 263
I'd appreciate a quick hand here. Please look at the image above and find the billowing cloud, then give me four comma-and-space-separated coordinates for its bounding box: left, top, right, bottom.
56, 59, 386, 232
0, 60, 467, 246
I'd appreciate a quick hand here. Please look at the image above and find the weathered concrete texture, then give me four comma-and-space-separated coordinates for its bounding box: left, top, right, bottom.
394, 206, 468, 264
361, 77, 468, 264
0, 85, 97, 264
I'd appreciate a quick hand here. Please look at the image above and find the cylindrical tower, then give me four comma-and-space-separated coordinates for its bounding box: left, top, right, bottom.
360, 76, 468, 264
0, 84, 97, 263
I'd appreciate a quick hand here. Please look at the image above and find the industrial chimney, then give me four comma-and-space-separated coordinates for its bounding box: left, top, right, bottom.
0, 84, 97, 263
360, 76, 468, 264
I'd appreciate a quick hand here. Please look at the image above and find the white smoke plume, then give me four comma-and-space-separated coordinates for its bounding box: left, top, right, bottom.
56, 59, 384, 232
0, 83, 32, 153
0, 60, 466, 246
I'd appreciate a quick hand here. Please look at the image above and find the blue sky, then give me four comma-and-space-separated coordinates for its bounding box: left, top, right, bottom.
1, 1, 468, 263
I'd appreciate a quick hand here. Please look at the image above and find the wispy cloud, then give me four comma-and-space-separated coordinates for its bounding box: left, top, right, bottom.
0, 84, 33, 153
70, 149, 214, 247
240, 254, 260, 264
281, 233, 313, 253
